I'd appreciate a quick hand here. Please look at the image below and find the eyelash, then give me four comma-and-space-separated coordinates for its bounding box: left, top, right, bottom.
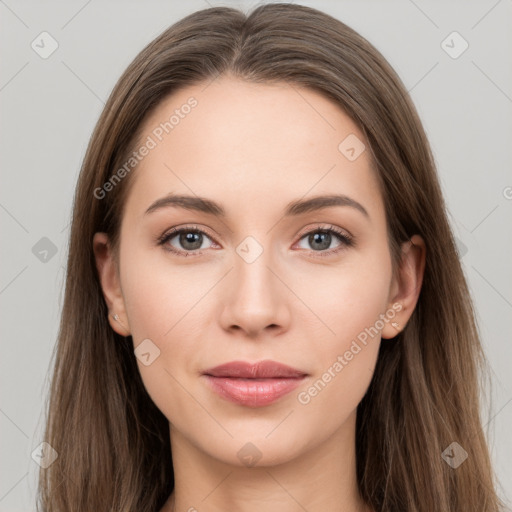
156, 224, 355, 259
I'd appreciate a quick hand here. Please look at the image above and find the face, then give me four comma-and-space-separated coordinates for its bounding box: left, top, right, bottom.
95, 75, 418, 468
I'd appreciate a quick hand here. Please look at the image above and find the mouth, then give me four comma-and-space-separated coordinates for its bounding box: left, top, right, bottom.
201, 360, 308, 408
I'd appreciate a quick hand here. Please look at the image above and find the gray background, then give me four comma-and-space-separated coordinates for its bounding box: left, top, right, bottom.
1, 0, 511, 510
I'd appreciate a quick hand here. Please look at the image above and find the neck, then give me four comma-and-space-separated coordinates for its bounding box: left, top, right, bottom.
160, 411, 371, 512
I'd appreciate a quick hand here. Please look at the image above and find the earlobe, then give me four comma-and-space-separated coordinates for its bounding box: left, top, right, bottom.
109, 311, 131, 337
381, 234, 426, 340
92, 232, 131, 337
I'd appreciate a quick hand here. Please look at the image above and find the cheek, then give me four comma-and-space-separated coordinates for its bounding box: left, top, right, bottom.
119, 249, 207, 421
120, 240, 210, 341
119, 242, 217, 371
293, 288, 386, 433
291, 245, 392, 406
292, 247, 392, 348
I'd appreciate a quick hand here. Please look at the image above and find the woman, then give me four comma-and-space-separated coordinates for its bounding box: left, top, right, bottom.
37, 3, 505, 511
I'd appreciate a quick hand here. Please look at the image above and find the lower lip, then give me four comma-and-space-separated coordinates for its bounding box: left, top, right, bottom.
202, 375, 306, 407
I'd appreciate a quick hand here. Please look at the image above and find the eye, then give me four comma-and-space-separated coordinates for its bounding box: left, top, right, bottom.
157, 225, 218, 257
295, 225, 354, 257
157, 224, 354, 258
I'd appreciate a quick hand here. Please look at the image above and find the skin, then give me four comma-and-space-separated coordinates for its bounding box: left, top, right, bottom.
93, 75, 425, 512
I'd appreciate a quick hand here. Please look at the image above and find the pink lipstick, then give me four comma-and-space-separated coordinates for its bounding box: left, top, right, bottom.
202, 360, 307, 407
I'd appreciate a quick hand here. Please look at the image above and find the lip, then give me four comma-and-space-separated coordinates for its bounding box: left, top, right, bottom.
202, 360, 308, 407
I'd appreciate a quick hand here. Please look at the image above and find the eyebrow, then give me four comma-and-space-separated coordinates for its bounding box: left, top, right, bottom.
144, 193, 370, 219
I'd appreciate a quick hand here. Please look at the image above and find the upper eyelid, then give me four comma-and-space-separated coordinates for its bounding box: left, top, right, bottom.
161, 225, 218, 243
295, 223, 352, 240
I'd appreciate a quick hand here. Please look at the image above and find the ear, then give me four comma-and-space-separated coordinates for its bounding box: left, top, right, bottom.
92, 232, 131, 337
381, 234, 426, 340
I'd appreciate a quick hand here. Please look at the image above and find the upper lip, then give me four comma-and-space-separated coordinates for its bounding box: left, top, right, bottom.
203, 360, 307, 379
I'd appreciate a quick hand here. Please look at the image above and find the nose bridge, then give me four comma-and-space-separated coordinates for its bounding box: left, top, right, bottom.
235, 251, 274, 302
220, 235, 289, 335
233, 240, 279, 311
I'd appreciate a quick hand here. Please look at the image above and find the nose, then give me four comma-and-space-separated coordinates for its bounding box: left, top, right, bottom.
219, 248, 291, 339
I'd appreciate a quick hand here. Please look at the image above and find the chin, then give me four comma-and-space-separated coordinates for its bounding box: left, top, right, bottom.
198, 429, 311, 469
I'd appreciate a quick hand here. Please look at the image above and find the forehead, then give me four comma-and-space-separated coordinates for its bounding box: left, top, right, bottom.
122, 76, 385, 226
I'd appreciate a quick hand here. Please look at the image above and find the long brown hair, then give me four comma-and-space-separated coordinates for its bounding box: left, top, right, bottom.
37, 4, 506, 511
